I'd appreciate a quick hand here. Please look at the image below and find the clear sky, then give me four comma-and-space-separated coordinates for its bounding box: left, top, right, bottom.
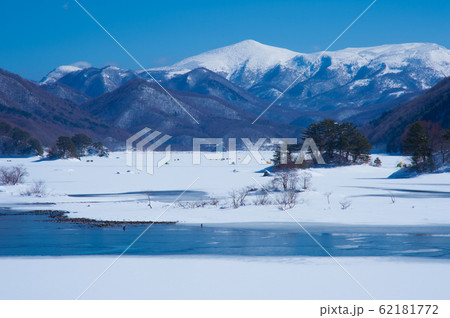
1, 0, 449, 80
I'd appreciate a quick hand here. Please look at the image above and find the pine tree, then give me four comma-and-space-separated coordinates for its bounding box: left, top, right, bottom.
55, 136, 77, 159
71, 134, 92, 156
303, 119, 371, 164
91, 142, 109, 157
28, 138, 43, 156
350, 132, 372, 163
439, 129, 450, 164
272, 143, 295, 169
403, 122, 433, 170
374, 157, 382, 167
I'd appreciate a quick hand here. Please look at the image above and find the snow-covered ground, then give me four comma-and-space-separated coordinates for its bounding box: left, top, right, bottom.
1, 256, 449, 299
0, 152, 449, 226
1, 152, 450, 300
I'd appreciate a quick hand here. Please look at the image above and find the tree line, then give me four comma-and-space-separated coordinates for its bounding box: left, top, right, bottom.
47, 134, 109, 159
274, 119, 372, 168
0, 121, 108, 159
403, 121, 450, 172
0, 121, 43, 156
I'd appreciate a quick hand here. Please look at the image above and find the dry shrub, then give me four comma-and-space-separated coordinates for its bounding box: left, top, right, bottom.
0, 165, 28, 185
21, 180, 47, 197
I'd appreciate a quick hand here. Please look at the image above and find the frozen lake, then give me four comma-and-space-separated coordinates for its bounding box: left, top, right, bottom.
1, 209, 450, 258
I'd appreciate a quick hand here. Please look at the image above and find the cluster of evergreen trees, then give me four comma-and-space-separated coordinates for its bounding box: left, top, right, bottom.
0, 122, 108, 159
0, 122, 43, 156
48, 134, 109, 159
403, 121, 450, 172
303, 119, 372, 164
274, 119, 372, 168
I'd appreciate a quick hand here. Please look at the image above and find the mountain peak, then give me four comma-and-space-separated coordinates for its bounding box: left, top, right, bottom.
230, 39, 268, 49
40, 64, 84, 84
234, 39, 260, 45
150, 39, 299, 79
101, 65, 121, 71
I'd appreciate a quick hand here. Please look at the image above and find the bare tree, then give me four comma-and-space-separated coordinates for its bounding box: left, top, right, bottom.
176, 201, 189, 209
20, 180, 47, 197
0, 165, 28, 185
388, 191, 396, 204
253, 191, 271, 206
324, 192, 332, 205
339, 198, 352, 210
187, 200, 208, 208
299, 171, 312, 190
209, 196, 219, 206
147, 192, 152, 209
177, 199, 218, 209
277, 189, 298, 210
229, 187, 250, 208
273, 170, 299, 191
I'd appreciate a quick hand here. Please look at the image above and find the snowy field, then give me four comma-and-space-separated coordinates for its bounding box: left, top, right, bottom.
1, 152, 450, 300
0, 151, 449, 226
1, 256, 449, 300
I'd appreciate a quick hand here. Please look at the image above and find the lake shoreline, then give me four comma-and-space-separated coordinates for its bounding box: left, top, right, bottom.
1, 209, 177, 227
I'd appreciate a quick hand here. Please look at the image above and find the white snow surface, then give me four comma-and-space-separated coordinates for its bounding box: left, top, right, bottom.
0, 152, 449, 226
1, 256, 449, 299
2, 153, 450, 300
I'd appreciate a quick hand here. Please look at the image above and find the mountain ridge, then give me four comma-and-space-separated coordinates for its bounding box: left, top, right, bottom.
0, 67, 129, 146
361, 76, 450, 152
80, 77, 302, 148
41, 40, 450, 125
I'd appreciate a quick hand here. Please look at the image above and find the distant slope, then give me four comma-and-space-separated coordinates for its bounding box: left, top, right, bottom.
81, 78, 302, 147
0, 68, 128, 145
55, 66, 138, 98
361, 77, 450, 152
162, 67, 297, 123
41, 82, 91, 105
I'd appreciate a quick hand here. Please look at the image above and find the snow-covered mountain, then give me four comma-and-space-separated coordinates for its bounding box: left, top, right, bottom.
41, 40, 450, 125
0, 67, 128, 145
40, 65, 86, 85
362, 76, 450, 152
149, 40, 450, 123
81, 78, 301, 147
41, 65, 138, 98
151, 40, 450, 90
162, 67, 298, 123
40, 82, 91, 105
148, 39, 299, 87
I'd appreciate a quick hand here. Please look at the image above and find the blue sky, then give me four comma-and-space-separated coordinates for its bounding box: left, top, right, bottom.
1, 0, 449, 80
